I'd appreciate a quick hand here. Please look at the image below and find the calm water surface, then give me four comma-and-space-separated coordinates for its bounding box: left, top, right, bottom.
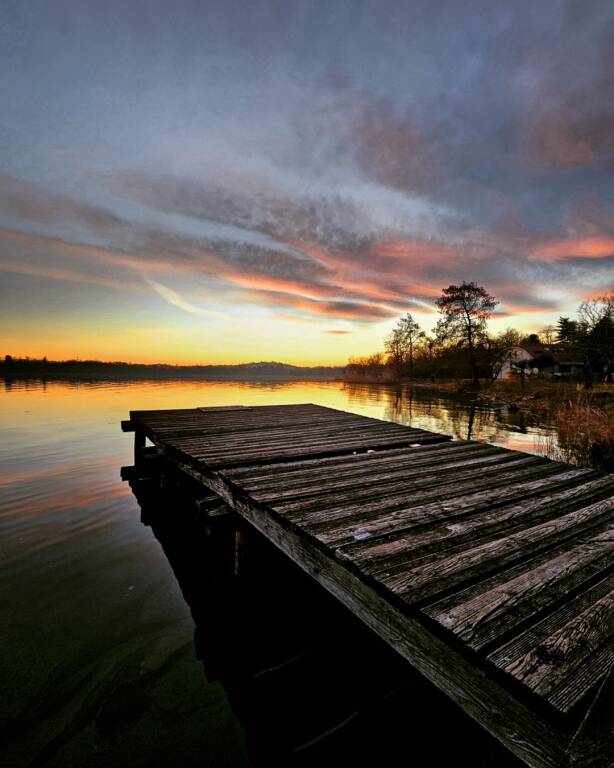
1, 379, 551, 767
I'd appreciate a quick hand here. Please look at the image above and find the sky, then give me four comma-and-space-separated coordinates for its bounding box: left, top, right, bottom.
1, 0, 613, 366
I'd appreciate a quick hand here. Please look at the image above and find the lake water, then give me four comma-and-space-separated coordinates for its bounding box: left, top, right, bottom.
1, 379, 550, 767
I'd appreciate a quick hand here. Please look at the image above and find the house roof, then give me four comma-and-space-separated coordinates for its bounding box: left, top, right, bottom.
506, 343, 584, 365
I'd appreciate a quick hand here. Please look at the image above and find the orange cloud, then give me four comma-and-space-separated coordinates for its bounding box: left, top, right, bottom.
289, 238, 449, 302
371, 239, 456, 263
333, 279, 404, 301
220, 271, 336, 299
580, 288, 614, 301
532, 236, 614, 261
497, 304, 557, 316
242, 288, 396, 320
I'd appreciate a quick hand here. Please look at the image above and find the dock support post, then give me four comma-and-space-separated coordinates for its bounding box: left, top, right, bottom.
134, 430, 146, 466
121, 419, 146, 467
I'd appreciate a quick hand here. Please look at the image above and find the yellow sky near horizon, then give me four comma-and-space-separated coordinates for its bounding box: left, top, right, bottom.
1, 301, 568, 367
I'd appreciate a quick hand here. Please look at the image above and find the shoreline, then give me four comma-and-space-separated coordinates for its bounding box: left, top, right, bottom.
339, 375, 614, 414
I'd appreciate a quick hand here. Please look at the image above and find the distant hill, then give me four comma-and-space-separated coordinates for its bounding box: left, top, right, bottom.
0, 357, 344, 381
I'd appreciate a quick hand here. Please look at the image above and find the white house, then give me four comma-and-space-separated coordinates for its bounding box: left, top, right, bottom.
496, 343, 584, 380
496, 346, 539, 380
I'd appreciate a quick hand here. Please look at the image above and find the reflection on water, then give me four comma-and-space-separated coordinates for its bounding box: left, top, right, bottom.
1, 378, 554, 767
341, 382, 556, 452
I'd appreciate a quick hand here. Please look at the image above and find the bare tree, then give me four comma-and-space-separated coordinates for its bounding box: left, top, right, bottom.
539, 325, 557, 345
385, 326, 406, 376
385, 313, 424, 378
579, 293, 614, 328
435, 281, 498, 388
399, 313, 424, 378
496, 327, 523, 349
578, 293, 614, 383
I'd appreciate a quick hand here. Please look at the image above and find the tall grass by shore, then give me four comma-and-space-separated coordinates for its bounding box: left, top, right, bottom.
535, 392, 614, 471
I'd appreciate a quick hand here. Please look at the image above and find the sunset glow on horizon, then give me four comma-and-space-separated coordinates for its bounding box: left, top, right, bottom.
1, 1, 613, 366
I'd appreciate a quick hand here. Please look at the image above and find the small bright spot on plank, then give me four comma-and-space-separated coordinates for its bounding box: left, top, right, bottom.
353, 529, 372, 541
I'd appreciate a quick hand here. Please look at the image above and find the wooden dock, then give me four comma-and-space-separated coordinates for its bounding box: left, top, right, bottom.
121, 403, 614, 768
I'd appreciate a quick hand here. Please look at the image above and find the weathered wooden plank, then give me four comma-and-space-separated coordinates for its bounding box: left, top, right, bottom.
177, 425, 441, 455
548, 639, 614, 714
131, 405, 398, 439
184, 424, 445, 452
197, 405, 249, 411
311, 467, 596, 547
426, 516, 614, 652
494, 587, 614, 710
382, 504, 614, 603
488, 574, 614, 670
132, 404, 421, 440
271, 455, 547, 515
182, 432, 444, 459
241, 448, 526, 503
340, 475, 614, 576
342, 475, 614, 561
194, 493, 234, 519
193, 416, 420, 437
225, 439, 481, 486
195, 435, 449, 469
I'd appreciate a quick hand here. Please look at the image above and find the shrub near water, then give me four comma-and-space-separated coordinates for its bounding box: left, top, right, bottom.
489, 381, 614, 471
549, 394, 614, 471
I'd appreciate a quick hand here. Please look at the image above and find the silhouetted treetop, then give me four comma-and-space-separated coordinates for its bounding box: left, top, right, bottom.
435, 281, 498, 387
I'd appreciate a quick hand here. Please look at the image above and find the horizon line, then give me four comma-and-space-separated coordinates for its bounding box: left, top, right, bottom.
1, 355, 346, 369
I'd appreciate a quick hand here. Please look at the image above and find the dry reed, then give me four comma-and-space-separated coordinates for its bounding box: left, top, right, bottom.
538, 392, 614, 470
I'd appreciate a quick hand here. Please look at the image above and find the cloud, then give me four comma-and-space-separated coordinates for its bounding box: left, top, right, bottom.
0, 228, 145, 290
531, 236, 614, 261
528, 110, 596, 167
0, 259, 138, 291
2, 0, 614, 368
0, 174, 126, 233
349, 95, 443, 194
524, 13, 614, 169
0, 226, 172, 274
2, 146, 612, 332
323, 329, 352, 334
145, 279, 223, 317
241, 288, 397, 321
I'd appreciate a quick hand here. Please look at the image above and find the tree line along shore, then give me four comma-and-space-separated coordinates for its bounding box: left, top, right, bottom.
343, 282, 613, 390
0, 358, 343, 382
342, 282, 614, 471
